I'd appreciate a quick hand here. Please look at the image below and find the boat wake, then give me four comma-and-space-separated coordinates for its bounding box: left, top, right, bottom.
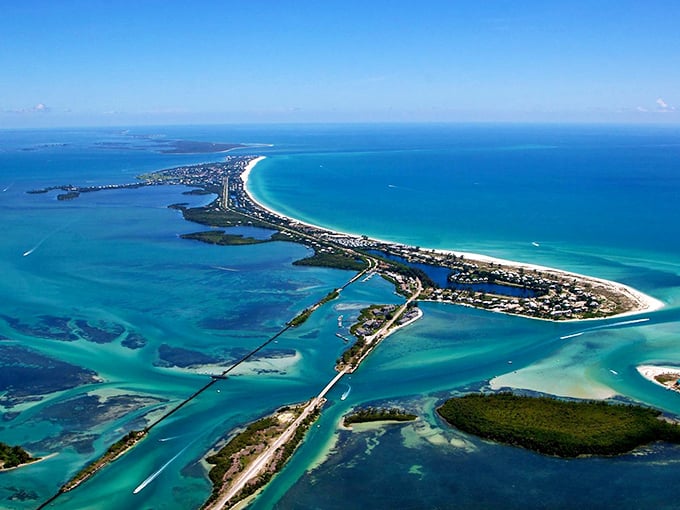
560, 318, 650, 340
22, 220, 75, 257
133, 442, 192, 494
340, 384, 351, 401
158, 436, 181, 443
591, 318, 650, 330
23, 240, 46, 257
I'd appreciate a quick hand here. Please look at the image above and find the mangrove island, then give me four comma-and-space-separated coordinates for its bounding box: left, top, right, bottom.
437, 393, 680, 457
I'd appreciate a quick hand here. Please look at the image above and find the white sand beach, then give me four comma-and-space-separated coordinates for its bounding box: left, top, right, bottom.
240, 156, 266, 186
431, 248, 664, 318
241, 156, 664, 319
637, 365, 680, 389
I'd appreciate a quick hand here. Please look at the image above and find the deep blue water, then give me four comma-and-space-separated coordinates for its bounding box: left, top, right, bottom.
0, 124, 679, 509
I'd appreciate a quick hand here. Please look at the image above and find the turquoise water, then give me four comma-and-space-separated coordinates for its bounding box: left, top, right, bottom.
1, 124, 680, 509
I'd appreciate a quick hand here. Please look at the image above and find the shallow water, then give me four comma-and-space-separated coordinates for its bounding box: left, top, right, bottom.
1, 124, 679, 509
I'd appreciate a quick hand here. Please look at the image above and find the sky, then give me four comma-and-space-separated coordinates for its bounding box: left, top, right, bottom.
1, 0, 679, 127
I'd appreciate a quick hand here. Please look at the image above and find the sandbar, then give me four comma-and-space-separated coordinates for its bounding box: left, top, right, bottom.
637, 365, 680, 389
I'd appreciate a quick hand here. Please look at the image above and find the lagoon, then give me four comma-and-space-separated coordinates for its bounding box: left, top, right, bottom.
1, 124, 679, 509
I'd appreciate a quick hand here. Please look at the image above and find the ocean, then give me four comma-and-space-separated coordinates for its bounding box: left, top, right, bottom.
0, 124, 679, 509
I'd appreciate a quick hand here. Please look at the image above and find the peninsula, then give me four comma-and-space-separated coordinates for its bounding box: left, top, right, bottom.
29, 154, 661, 320
27, 151, 666, 509
176, 156, 662, 320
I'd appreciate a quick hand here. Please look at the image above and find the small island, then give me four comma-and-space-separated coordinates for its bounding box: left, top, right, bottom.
343, 407, 417, 426
437, 393, 680, 457
637, 365, 680, 392
0, 442, 39, 470
180, 230, 273, 246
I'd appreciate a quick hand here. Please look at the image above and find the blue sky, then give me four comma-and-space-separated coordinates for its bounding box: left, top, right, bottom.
2, 0, 679, 127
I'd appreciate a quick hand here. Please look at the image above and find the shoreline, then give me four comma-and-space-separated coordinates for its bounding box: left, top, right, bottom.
240, 156, 266, 187
242, 157, 664, 319
637, 365, 680, 390
0, 452, 57, 472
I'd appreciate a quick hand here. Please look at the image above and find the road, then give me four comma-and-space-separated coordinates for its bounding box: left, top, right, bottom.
206, 369, 349, 509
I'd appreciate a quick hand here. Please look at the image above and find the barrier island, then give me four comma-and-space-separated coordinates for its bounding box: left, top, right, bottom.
437, 393, 680, 457
28, 154, 663, 321
26, 152, 667, 507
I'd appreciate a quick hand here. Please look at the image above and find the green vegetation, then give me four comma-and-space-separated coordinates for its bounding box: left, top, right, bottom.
183, 189, 215, 196
57, 191, 80, 201
205, 417, 277, 490
344, 407, 417, 426
437, 393, 680, 457
288, 309, 312, 327
289, 290, 339, 328
180, 230, 270, 246
179, 206, 367, 271
180, 204, 272, 230
203, 406, 321, 507
337, 336, 367, 367
654, 373, 679, 385
360, 250, 436, 289
62, 430, 146, 491
319, 289, 340, 305
337, 304, 398, 369
349, 304, 394, 336
0, 442, 37, 469
293, 249, 367, 271
232, 409, 320, 504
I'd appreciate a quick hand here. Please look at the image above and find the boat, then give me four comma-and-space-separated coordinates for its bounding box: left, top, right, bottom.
340, 384, 351, 400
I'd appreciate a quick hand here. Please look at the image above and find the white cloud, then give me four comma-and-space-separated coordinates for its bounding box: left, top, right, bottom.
656, 97, 675, 112
635, 99, 676, 114
4, 103, 51, 114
